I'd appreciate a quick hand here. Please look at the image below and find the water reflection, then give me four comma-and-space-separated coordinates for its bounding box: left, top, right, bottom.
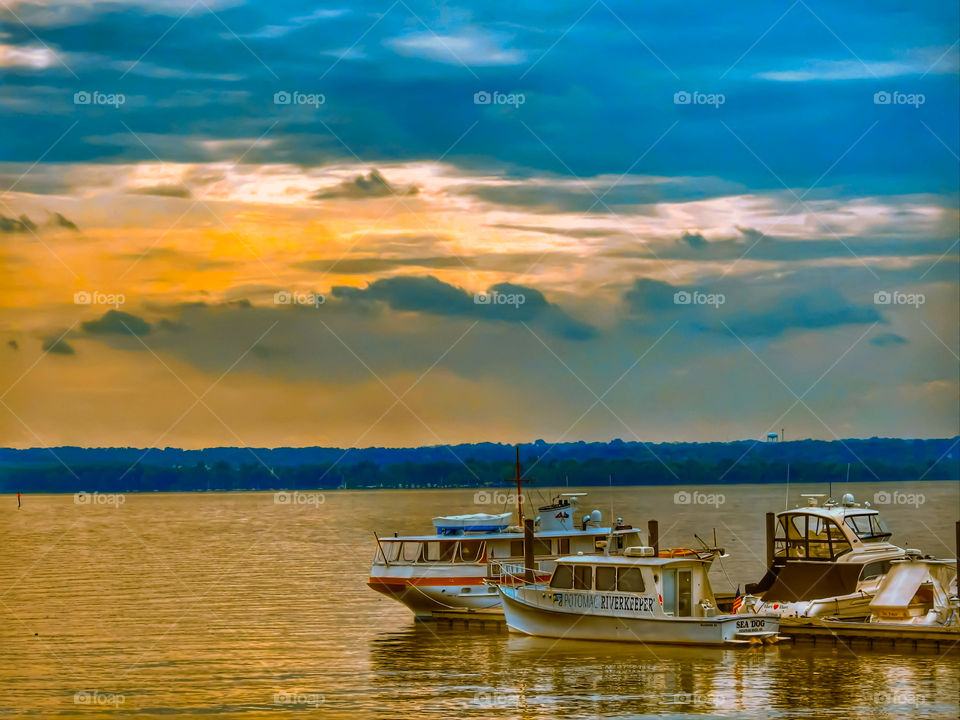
371, 622, 959, 719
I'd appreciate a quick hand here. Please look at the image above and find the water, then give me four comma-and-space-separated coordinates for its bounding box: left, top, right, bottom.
1, 482, 957, 719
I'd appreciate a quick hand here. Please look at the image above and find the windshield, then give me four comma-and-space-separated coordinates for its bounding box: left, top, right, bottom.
844, 514, 891, 542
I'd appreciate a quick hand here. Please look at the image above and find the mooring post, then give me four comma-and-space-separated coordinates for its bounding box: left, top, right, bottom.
647, 519, 659, 555
765, 512, 776, 571
524, 517, 535, 583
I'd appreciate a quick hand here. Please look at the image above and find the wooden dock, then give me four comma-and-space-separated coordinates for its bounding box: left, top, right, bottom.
779, 618, 960, 653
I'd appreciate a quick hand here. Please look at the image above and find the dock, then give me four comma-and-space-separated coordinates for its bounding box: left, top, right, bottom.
779, 618, 960, 653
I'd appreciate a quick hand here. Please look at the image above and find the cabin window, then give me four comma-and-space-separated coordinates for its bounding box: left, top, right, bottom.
845, 514, 892, 542
595, 566, 617, 591
550, 564, 573, 589
534, 539, 552, 557
556, 538, 570, 555
382, 542, 401, 563
401, 542, 422, 562
510, 540, 524, 557
617, 567, 645, 593
423, 542, 439, 561
438, 541, 457, 562
573, 565, 593, 590
459, 541, 484, 563
861, 560, 891, 581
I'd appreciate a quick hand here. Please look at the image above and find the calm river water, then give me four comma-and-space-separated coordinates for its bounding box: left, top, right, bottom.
1, 482, 957, 718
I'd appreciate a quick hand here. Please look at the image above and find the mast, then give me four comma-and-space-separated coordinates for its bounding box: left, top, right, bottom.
515, 446, 523, 524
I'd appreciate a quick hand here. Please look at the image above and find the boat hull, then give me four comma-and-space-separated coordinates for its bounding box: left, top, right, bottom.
499, 586, 779, 646
368, 575, 501, 617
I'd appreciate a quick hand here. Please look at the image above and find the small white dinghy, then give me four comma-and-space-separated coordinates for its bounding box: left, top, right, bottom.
498, 547, 780, 646
432, 512, 512, 535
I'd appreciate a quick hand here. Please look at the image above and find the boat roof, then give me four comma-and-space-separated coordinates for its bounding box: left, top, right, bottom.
555, 554, 711, 567
379, 527, 639, 542
779, 505, 879, 519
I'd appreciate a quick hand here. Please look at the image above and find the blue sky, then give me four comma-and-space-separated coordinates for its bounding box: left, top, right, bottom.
0, 1, 957, 448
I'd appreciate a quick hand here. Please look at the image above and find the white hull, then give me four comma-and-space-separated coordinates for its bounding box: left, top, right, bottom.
500, 586, 779, 646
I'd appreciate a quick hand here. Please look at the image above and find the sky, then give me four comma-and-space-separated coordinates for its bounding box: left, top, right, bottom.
0, 0, 957, 450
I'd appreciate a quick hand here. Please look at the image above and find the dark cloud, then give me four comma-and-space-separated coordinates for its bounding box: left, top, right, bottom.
82, 310, 152, 336
331, 275, 596, 340
622, 277, 883, 338
128, 184, 193, 199
7, 339, 18, 350
0, 214, 37, 234
311, 170, 418, 200
42, 336, 75, 355
681, 232, 707, 249
297, 251, 571, 275
50, 212, 79, 231
871, 332, 908, 347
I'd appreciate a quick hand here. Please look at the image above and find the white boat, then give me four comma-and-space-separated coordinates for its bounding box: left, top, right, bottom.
498, 548, 780, 645
738, 493, 910, 620
867, 556, 958, 627
369, 493, 644, 617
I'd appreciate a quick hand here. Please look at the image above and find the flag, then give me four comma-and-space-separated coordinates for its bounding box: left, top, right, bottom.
732, 586, 742, 613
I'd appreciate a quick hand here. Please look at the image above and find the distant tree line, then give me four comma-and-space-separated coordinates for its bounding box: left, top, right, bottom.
2, 455, 955, 494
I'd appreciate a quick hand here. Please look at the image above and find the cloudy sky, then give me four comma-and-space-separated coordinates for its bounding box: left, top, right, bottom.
0, 0, 957, 449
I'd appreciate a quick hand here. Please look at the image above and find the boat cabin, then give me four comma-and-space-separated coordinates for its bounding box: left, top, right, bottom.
372, 527, 641, 567
545, 552, 720, 618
